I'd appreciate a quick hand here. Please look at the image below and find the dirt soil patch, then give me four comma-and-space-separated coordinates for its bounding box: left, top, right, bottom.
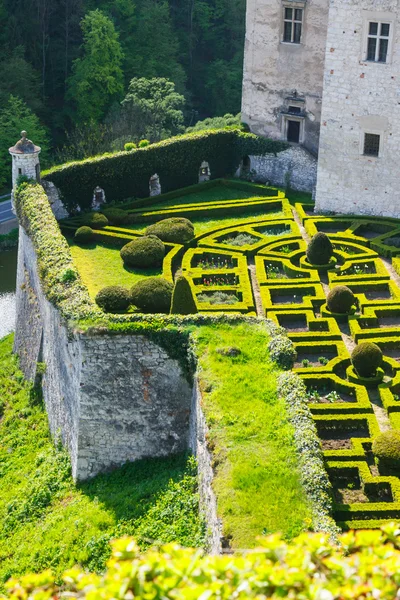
334, 487, 368, 504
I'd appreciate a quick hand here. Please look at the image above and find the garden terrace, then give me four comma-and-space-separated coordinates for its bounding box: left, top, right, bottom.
16, 176, 400, 535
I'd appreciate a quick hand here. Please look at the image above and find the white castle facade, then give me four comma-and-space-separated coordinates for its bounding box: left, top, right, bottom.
242, 0, 400, 217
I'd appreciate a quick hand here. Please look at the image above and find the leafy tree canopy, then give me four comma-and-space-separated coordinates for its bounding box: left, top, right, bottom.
67, 9, 124, 124
120, 77, 185, 142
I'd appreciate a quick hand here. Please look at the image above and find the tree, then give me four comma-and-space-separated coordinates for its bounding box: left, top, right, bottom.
0, 95, 49, 187
119, 77, 185, 142
0, 47, 43, 113
67, 9, 124, 124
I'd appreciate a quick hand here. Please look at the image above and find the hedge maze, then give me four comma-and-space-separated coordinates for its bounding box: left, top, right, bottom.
64, 180, 400, 531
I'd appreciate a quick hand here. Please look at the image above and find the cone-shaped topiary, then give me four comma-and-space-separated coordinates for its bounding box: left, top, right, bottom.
131, 277, 173, 313
74, 226, 94, 244
95, 286, 131, 313
326, 285, 356, 314
351, 342, 383, 377
170, 274, 198, 315
372, 430, 400, 470
306, 232, 333, 265
145, 218, 195, 244
83, 212, 109, 229
120, 235, 165, 268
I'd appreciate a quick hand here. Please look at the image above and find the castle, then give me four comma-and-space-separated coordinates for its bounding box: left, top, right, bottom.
242, 0, 400, 218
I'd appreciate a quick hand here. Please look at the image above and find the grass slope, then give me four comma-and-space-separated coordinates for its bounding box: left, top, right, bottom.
195, 322, 312, 548
69, 243, 162, 299
0, 335, 203, 588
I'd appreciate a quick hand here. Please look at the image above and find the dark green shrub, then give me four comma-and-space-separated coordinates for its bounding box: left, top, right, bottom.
170, 275, 198, 314
95, 286, 131, 313
120, 235, 165, 268
326, 285, 356, 314
131, 277, 173, 313
139, 139, 150, 147
124, 142, 137, 151
372, 430, 400, 470
102, 207, 128, 225
83, 212, 109, 229
351, 342, 383, 377
74, 226, 94, 243
145, 218, 195, 244
306, 232, 333, 265
42, 130, 287, 211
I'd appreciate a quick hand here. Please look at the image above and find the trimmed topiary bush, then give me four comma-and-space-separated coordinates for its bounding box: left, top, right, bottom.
124, 142, 137, 151
120, 235, 165, 268
131, 277, 173, 313
372, 430, 400, 470
139, 139, 150, 147
83, 212, 109, 229
95, 286, 131, 313
326, 285, 356, 314
306, 232, 333, 265
145, 218, 195, 244
74, 226, 94, 244
102, 207, 128, 225
351, 342, 383, 377
170, 274, 198, 314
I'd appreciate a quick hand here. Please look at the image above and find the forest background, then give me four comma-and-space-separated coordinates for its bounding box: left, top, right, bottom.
0, 0, 245, 187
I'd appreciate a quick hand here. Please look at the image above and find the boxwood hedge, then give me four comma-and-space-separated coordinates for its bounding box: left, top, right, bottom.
42, 129, 287, 212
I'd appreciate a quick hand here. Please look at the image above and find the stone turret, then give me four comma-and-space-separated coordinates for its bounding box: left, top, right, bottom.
9, 131, 41, 209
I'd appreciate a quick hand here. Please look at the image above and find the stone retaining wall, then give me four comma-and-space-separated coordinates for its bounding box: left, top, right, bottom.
14, 226, 193, 481
249, 146, 317, 193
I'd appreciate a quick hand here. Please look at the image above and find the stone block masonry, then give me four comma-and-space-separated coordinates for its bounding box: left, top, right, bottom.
250, 146, 317, 193
314, 0, 400, 217
14, 226, 193, 480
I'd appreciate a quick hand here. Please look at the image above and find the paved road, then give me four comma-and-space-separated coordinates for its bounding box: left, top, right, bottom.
0, 198, 14, 224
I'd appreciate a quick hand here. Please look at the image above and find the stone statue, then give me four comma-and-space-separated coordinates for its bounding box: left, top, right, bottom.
149, 173, 161, 196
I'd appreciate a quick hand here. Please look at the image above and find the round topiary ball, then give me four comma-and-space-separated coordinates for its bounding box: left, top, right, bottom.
351, 342, 383, 377
102, 208, 127, 225
74, 226, 94, 244
83, 212, 109, 229
95, 286, 131, 313
120, 235, 165, 268
306, 232, 333, 265
145, 218, 195, 244
326, 285, 356, 314
372, 430, 400, 470
131, 277, 173, 313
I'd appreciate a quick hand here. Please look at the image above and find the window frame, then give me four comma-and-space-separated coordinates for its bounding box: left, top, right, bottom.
281, 3, 305, 45
362, 12, 394, 64
363, 132, 381, 157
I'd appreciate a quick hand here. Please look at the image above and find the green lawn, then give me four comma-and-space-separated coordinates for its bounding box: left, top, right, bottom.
145, 185, 257, 210
0, 335, 204, 588
194, 322, 313, 548
69, 210, 283, 298
69, 242, 162, 299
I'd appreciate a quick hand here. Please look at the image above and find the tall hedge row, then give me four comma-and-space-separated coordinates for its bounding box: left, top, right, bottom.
42, 129, 287, 212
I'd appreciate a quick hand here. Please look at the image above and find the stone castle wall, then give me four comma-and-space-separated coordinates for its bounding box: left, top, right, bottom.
14, 227, 193, 480
315, 0, 400, 218
242, 0, 329, 155
249, 146, 317, 192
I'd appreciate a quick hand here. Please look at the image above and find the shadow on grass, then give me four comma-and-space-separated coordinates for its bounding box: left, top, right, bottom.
78, 453, 190, 523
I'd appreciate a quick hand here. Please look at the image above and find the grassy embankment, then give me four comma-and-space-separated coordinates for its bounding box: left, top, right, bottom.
0, 335, 203, 589
194, 322, 313, 548
69, 185, 283, 299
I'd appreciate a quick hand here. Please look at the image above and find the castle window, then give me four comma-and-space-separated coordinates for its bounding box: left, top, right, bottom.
366, 21, 390, 62
363, 133, 380, 157
283, 7, 303, 43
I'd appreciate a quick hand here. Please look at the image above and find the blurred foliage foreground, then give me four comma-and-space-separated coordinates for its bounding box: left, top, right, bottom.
5, 524, 400, 600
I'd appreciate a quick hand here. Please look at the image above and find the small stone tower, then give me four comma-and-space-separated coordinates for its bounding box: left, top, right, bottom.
9, 131, 41, 206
